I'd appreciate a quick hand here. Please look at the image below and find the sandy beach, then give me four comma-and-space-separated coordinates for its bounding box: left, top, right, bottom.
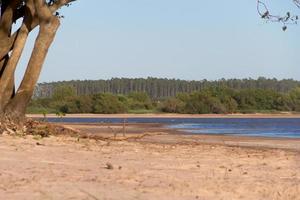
0, 122, 300, 200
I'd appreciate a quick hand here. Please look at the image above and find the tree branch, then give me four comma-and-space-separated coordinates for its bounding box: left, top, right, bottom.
0, 0, 76, 60
257, 0, 299, 30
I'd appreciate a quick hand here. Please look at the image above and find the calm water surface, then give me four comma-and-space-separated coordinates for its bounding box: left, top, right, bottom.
43, 117, 300, 138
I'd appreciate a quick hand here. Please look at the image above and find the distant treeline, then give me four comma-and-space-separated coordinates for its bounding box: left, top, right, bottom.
28, 84, 300, 114
34, 77, 300, 99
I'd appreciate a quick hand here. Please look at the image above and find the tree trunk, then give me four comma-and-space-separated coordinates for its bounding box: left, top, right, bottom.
0, 0, 74, 133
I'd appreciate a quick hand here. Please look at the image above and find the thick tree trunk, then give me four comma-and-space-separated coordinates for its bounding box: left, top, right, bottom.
5, 18, 60, 123
0, 0, 74, 133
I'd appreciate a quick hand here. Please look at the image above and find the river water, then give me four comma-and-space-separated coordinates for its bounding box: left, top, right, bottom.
42, 117, 300, 138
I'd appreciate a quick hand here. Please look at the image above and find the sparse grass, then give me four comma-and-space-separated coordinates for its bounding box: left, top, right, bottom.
128, 109, 161, 114
238, 109, 291, 114
26, 107, 56, 114
33, 135, 43, 140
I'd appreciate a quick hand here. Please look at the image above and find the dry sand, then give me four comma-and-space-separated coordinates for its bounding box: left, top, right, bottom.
0, 123, 300, 200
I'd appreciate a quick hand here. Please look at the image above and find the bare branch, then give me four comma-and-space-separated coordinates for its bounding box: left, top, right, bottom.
257, 0, 299, 31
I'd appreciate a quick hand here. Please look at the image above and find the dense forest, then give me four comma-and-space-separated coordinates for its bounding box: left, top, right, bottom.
28, 77, 300, 115
34, 77, 300, 99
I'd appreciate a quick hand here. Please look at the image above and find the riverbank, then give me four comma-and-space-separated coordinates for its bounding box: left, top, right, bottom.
65, 123, 300, 151
0, 122, 299, 199
27, 113, 300, 119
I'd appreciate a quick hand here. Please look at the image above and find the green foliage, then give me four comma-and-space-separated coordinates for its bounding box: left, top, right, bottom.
92, 93, 127, 114
52, 85, 76, 101
26, 98, 56, 114
184, 92, 226, 114
55, 111, 66, 121
234, 89, 293, 111
289, 88, 300, 111
160, 98, 185, 113
28, 86, 300, 115
127, 92, 153, 110
128, 109, 159, 114
64, 96, 93, 113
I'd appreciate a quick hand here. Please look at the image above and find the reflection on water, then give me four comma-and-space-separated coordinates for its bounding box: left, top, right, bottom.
41, 117, 300, 138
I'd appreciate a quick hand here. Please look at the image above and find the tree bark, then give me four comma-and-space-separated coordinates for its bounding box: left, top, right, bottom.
5, 18, 60, 122
0, 0, 74, 132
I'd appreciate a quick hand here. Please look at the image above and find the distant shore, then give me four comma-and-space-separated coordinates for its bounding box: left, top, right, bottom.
27, 113, 300, 119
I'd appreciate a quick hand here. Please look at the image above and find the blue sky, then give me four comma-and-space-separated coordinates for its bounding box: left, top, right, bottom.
16, 0, 300, 84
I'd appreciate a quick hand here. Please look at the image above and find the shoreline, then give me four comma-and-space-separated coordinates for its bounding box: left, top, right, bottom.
27, 113, 300, 118
26, 114, 300, 142
63, 121, 300, 140
1, 121, 299, 199
61, 122, 300, 151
